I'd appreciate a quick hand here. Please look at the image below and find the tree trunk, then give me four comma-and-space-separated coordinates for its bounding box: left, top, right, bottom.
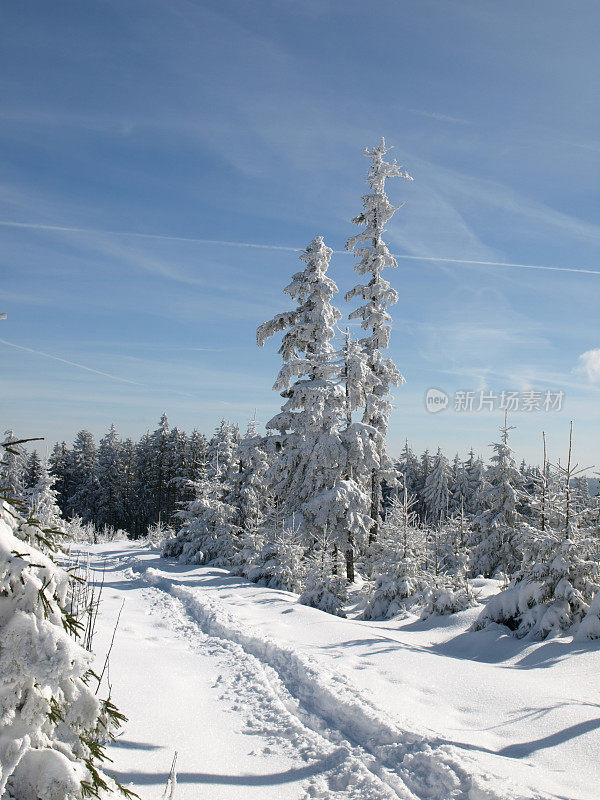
369, 470, 380, 544
345, 546, 355, 583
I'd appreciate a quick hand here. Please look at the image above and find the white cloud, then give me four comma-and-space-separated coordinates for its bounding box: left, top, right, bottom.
576, 349, 600, 383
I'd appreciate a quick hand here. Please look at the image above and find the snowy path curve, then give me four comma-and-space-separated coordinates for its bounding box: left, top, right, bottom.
131, 565, 529, 800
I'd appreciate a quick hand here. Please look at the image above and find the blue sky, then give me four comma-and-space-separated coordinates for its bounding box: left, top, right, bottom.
2, 0, 600, 466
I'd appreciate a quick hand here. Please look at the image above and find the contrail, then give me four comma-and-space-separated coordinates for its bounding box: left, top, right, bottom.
2, 218, 600, 276
0, 337, 144, 385
0, 337, 202, 399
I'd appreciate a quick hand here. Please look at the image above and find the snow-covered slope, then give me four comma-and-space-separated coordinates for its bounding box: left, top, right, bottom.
87, 541, 600, 800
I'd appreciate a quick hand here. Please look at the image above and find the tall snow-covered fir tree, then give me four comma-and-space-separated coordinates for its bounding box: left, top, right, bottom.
470, 420, 524, 578
68, 430, 99, 523
422, 448, 450, 524
24, 450, 43, 491
258, 236, 378, 582
345, 138, 413, 538
95, 425, 125, 531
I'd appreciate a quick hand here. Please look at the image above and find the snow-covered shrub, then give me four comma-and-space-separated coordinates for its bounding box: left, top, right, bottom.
363, 558, 433, 620
474, 525, 600, 638
299, 571, 347, 617
0, 495, 133, 799
144, 520, 175, 550
298, 529, 347, 616
247, 520, 304, 592
231, 522, 265, 579
419, 586, 477, 619
577, 591, 600, 640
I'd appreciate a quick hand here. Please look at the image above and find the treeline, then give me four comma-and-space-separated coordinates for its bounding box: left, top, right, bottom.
16, 416, 234, 537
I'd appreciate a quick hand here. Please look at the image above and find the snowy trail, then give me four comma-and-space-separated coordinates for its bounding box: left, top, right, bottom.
130, 565, 524, 800
87, 542, 599, 800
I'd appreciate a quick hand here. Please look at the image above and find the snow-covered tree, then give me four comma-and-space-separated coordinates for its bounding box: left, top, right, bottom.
68, 430, 99, 523
208, 420, 239, 480
162, 468, 237, 566
25, 460, 65, 533
470, 421, 524, 578
422, 448, 450, 524
95, 425, 125, 531
24, 450, 43, 491
49, 441, 74, 518
0, 440, 134, 800
474, 524, 600, 638
299, 527, 348, 617
228, 419, 270, 534
345, 138, 412, 537
464, 449, 485, 516
1, 430, 27, 501
258, 236, 378, 581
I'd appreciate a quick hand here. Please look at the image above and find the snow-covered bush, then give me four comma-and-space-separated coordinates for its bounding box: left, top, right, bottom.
144, 520, 175, 550
299, 570, 347, 617
298, 528, 347, 616
474, 525, 600, 638
363, 558, 433, 620
247, 520, 305, 593
419, 586, 477, 619
65, 518, 125, 545
577, 591, 600, 640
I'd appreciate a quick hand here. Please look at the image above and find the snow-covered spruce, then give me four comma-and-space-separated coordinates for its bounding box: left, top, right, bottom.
25, 461, 66, 535
363, 557, 433, 619
422, 448, 450, 525
474, 524, 600, 639
258, 236, 379, 585
247, 515, 305, 593
1, 431, 27, 502
345, 138, 412, 538
162, 467, 237, 566
0, 496, 133, 799
470, 421, 524, 579
298, 527, 348, 617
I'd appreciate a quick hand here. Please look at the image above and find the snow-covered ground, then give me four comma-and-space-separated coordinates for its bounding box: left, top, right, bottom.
86, 541, 600, 800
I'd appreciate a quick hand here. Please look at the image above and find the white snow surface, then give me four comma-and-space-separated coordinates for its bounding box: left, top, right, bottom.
85, 541, 600, 800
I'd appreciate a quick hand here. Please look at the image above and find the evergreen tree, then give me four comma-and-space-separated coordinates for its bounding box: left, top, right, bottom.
162, 469, 236, 565
422, 448, 450, 524
345, 138, 412, 537
475, 523, 600, 638
258, 236, 378, 581
26, 460, 65, 532
470, 421, 524, 578
465, 449, 486, 516
24, 450, 43, 490
49, 441, 74, 517
68, 430, 99, 522
208, 420, 238, 480
1, 430, 27, 500
96, 425, 125, 531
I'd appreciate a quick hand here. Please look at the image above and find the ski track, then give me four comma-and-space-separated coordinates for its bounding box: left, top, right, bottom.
114, 561, 541, 800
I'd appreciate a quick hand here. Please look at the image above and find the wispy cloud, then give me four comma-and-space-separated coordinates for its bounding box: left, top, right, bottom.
575, 349, 600, 383
408, 108, 472, 126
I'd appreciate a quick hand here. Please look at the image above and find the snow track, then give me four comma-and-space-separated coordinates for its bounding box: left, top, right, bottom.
134, 566, 529, 800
